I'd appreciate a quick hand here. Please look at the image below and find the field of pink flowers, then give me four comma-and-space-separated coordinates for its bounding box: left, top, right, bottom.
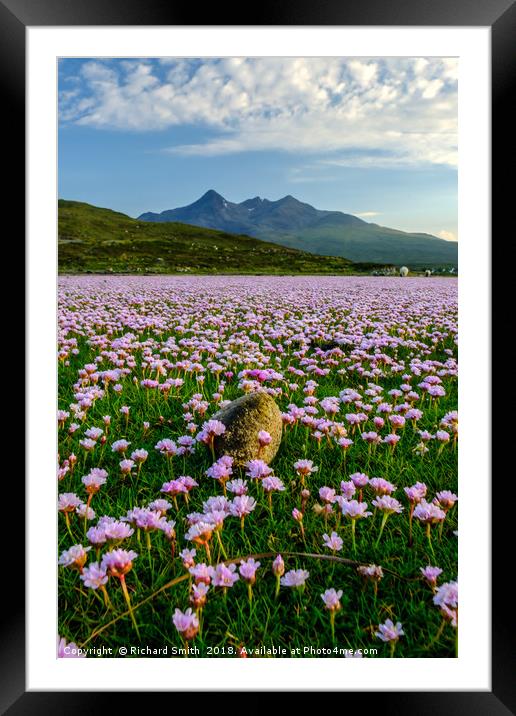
58, 275, 458, 658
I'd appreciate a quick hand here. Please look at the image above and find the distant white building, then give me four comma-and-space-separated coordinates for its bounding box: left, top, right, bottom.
399, 266, 409, 277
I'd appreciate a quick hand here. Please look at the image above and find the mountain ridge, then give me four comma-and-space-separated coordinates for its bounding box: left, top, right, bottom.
138, 190, 457, 267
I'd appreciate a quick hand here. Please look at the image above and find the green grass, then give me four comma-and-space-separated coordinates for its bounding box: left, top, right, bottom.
59, 200, 387, 276
58, 309, 457, 659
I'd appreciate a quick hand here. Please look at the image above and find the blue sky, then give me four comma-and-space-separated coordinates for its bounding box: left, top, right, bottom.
58, 57, 458, 240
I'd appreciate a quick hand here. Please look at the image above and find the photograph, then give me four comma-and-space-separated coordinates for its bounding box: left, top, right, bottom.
56, 55, 459, 660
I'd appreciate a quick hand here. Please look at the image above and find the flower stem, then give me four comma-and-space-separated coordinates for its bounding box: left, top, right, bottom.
375, 513, 389, 548
426, 523, 435, 558
119, 575, 140, 637
84, 493, 93, 535
216, 530, 228, 559
101, 584, 112, 609
438, 519, 445, 541
64, 512, 74, 540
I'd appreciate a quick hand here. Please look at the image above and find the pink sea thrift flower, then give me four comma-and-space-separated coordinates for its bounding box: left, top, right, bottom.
203, 495, 231, 515
189, 563, 215, 585
239, 558, 261, 584
323, 531, 343, 552
337, 437, 353, 451
389, 415, 406, 431
111, 439, 130, 455
58, 463, 69, 481
341, 499, 371, 553
340, 500, 372, 520
189, 582, 210, 609
57, 636, 86, 658
213, 562, 239, 588
372, 495, 403, 514
148, 499, 172, 515
281, 569, 309, 588
433, 581, 458, 626
420, 565, 443, 589
58, 493, 83, 512
434, 490, 458, 511
101, 549, 138, 577
414, 500, 446, 524
179, 475, 198, 492
76, 504, 95, 521
172, 608, 199, 640
272, 555, 285, 577
82, 468, 108, 494
433, 580, 458, 608
258, 430, 272, 447
245, 459, 273, 480
184, 521, 214, 544
155, 439, 177, 458
179, 548, 197, 569
321, 588, 343, 611
319, 487, 336, 504
340, 480, 356, 499
368, 477, 396, 496
226, 478, 248, 495
104, 520, 134, 542
292, 507, 303, 522
86, 525, 107, 546
197, 419, 226, 444
161, 479, 188, 498
119, 459, 134, 475
293, 459, 318, 477
414, 499, 446, 556
357, 564, 384, 582
59, 544, 91, 571
350, 472, 369, 488
206, 456, 233, 490
262, 476, 285, 493
84, 427, 103, 440
362, 431, 381, 445
376, 619, 404, 643
404, 482, 427, 504
80, 562, 108, 589
230, 495, 257, 519
131, 448, 148, 465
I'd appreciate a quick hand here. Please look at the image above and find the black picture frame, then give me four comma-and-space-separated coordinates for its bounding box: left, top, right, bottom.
6, 0, 512, 710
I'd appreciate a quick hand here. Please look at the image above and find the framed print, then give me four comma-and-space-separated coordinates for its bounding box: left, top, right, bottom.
5, 0, 512, 709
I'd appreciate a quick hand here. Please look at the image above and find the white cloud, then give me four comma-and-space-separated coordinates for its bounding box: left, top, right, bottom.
348, 60, 378, 86
356, 211, 381, 218
59, 57, 458, 168
437, 229, 457, 241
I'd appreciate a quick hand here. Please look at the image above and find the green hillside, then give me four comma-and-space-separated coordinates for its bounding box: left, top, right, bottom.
58, 200, 385, 275
270, 223, 458, 267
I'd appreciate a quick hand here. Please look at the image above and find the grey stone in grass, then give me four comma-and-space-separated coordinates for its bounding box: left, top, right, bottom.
211, 391, 282, 467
